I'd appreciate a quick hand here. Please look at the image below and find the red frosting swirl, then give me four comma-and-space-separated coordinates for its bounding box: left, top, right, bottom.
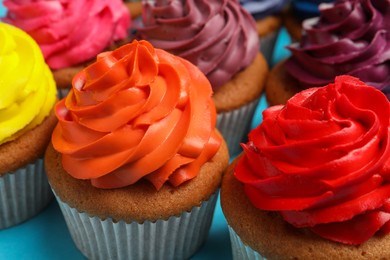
235, 75, 390, 245
52, 40, 221, 190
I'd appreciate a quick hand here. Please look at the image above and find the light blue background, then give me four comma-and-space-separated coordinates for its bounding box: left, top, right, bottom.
0, 17, 291, 259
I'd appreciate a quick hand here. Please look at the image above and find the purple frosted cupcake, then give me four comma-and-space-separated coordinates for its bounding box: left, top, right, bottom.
266, 0, 390, 106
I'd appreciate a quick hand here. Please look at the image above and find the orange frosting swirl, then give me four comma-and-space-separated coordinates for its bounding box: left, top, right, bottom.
52, 40, 221, 190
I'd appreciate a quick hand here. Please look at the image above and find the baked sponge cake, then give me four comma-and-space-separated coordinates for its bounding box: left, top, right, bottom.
45, 40, 229, 259
222, 75, 390, 259
0, 22, 57, 229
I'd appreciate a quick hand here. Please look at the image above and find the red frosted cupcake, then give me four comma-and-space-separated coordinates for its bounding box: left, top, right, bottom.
222, 75, 390, 258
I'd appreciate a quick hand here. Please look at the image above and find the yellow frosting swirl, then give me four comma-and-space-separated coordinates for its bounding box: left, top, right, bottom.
0, 22, 56, 144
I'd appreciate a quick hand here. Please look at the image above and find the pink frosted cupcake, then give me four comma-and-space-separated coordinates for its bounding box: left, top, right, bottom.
2, 0, 131, 98
222, 75, 390, 259
137, 0, 269, 157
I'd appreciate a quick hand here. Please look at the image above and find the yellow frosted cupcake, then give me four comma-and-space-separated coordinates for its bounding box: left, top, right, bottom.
0, 22, 57, 229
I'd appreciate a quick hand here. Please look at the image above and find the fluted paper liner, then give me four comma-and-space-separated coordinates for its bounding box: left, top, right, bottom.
54, 192, 218, 260
228, 225, 266, 260
217, 98, 260, 157
0, 158, 53, 229
260, 30, 279, 65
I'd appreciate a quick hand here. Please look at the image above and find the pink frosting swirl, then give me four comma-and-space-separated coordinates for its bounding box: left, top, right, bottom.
285, 0, 390, 97
3, 0, 130, 69
235, 76, 390, 245
137, 0, 259, 90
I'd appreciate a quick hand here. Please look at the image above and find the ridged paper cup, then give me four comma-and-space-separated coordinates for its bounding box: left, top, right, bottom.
217, 98, 260, 157
259, 30, 280, 66
228, 225, 266, 260
0, 158, 53, 229
54, 192, 218, 260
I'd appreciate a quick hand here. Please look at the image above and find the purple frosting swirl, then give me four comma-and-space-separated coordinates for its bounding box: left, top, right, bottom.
240, 0, 289, 20
138, 0, 259, 90
285, 0, 390, 97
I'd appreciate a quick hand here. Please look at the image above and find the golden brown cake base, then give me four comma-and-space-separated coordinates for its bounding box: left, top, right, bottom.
125, 2, 142, 19
45, 132, 229, 223
213, 53, 268, 112
221, 157, 390, 259
0, 111, 58, 176
256, 15, 283, 38
265, 60, 301, 106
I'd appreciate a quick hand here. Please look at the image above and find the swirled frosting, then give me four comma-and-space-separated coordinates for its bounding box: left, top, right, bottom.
2, 0, 130, 70
52, 40, 221, 190
285, 0, 390, 98
137, 0, 259, 90
235, 76, 390, 245
0, 22, 56, 145
240, 0, 288, 20
291, 0, 335, 20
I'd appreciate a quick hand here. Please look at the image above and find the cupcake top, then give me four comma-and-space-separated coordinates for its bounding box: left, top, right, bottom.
137, 0, 259, 90
2, 0, 131, 70
235, 75, 390, 245
240, 0, 289, 20
0, 22, 56, 145
291, 0, 335, 20
52, 40, 221, 190
285, 0, 390, 97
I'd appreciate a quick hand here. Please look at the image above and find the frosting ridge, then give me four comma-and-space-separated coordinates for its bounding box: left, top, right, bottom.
285, 0, 390, 97
0, 22, 56, 144
138, 0, 259, 90
3, 0, 130, 69
235, 76, 390, 245
52, 40, 221, 190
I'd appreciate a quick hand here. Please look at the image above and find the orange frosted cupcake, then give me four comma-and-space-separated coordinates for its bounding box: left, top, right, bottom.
2, 0, 131, 98
0, 23, 57, 229
222, 76, 390, 259
45, 40, 229, 259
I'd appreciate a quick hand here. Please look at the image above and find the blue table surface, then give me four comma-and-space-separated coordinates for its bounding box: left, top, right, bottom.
0, 6, 292, 257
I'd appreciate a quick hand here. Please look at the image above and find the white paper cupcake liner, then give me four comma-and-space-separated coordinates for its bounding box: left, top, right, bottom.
228, 225, 266, 260
260, 30, 279, 66
217, 98, 260, 157
54, 191, 218, 260
0, 158, 53, 229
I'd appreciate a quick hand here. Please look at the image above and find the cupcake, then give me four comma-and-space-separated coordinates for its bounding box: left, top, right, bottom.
284, 0, 335, 41
240, 0, 289, 64
0, 22, 57, 229
266, 0, 390, 106
137, 0, 269, 157
2, 0, 131, 98
45, 40, 229, 259
222, 75, 390, 259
